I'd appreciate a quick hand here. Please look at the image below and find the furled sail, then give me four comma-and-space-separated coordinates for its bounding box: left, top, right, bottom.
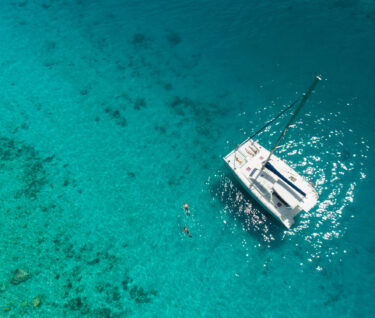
264, 162, 306, 197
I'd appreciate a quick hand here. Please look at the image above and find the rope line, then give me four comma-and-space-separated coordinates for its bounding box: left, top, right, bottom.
249, 99, 299, 139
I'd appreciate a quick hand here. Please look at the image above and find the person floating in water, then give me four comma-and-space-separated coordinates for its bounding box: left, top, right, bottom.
184, 203, 190, 216
183, 226, 192, 238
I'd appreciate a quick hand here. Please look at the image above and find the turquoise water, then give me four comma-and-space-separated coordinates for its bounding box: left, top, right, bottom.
0, 0, 374, 317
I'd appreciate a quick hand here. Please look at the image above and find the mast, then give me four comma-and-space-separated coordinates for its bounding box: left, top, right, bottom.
262, 75, 321, 170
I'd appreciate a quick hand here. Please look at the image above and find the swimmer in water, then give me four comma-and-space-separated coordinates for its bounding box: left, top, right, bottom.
184, 203, 190, 216
183, 226, 192, 238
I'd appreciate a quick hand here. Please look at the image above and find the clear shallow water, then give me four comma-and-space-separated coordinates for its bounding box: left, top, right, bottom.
0, 0, 374, 317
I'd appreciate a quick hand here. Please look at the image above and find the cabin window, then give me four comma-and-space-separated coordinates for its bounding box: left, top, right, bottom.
250, 168, 257, 177
273, 191, 289, 207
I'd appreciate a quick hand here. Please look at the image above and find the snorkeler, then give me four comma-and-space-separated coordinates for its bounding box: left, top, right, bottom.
183, 226, 192, 238
184, 203, 190, 216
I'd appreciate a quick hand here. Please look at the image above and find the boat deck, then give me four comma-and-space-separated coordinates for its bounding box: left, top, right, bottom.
224, 139, 318, 228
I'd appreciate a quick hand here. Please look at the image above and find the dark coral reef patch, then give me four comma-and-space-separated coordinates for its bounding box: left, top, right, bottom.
166, 31, 181, 46
0, 136, 49, 199
52, 234, 158, 316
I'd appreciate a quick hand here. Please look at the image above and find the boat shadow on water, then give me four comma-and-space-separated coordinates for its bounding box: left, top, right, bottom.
210, 171, 288, 247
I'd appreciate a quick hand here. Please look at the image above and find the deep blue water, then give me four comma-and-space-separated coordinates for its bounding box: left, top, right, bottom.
0, 0, 374, 317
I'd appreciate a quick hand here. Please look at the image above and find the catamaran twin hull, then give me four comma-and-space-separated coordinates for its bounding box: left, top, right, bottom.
224, 139, 318, 228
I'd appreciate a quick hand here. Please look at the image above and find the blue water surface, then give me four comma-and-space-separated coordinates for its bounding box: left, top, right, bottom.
0, 0, 374, 317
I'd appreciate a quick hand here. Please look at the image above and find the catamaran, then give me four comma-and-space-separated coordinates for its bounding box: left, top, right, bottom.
224, 76, 321, 228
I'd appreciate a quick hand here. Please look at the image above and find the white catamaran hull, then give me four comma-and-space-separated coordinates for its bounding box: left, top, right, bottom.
224, 139, 318, 228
